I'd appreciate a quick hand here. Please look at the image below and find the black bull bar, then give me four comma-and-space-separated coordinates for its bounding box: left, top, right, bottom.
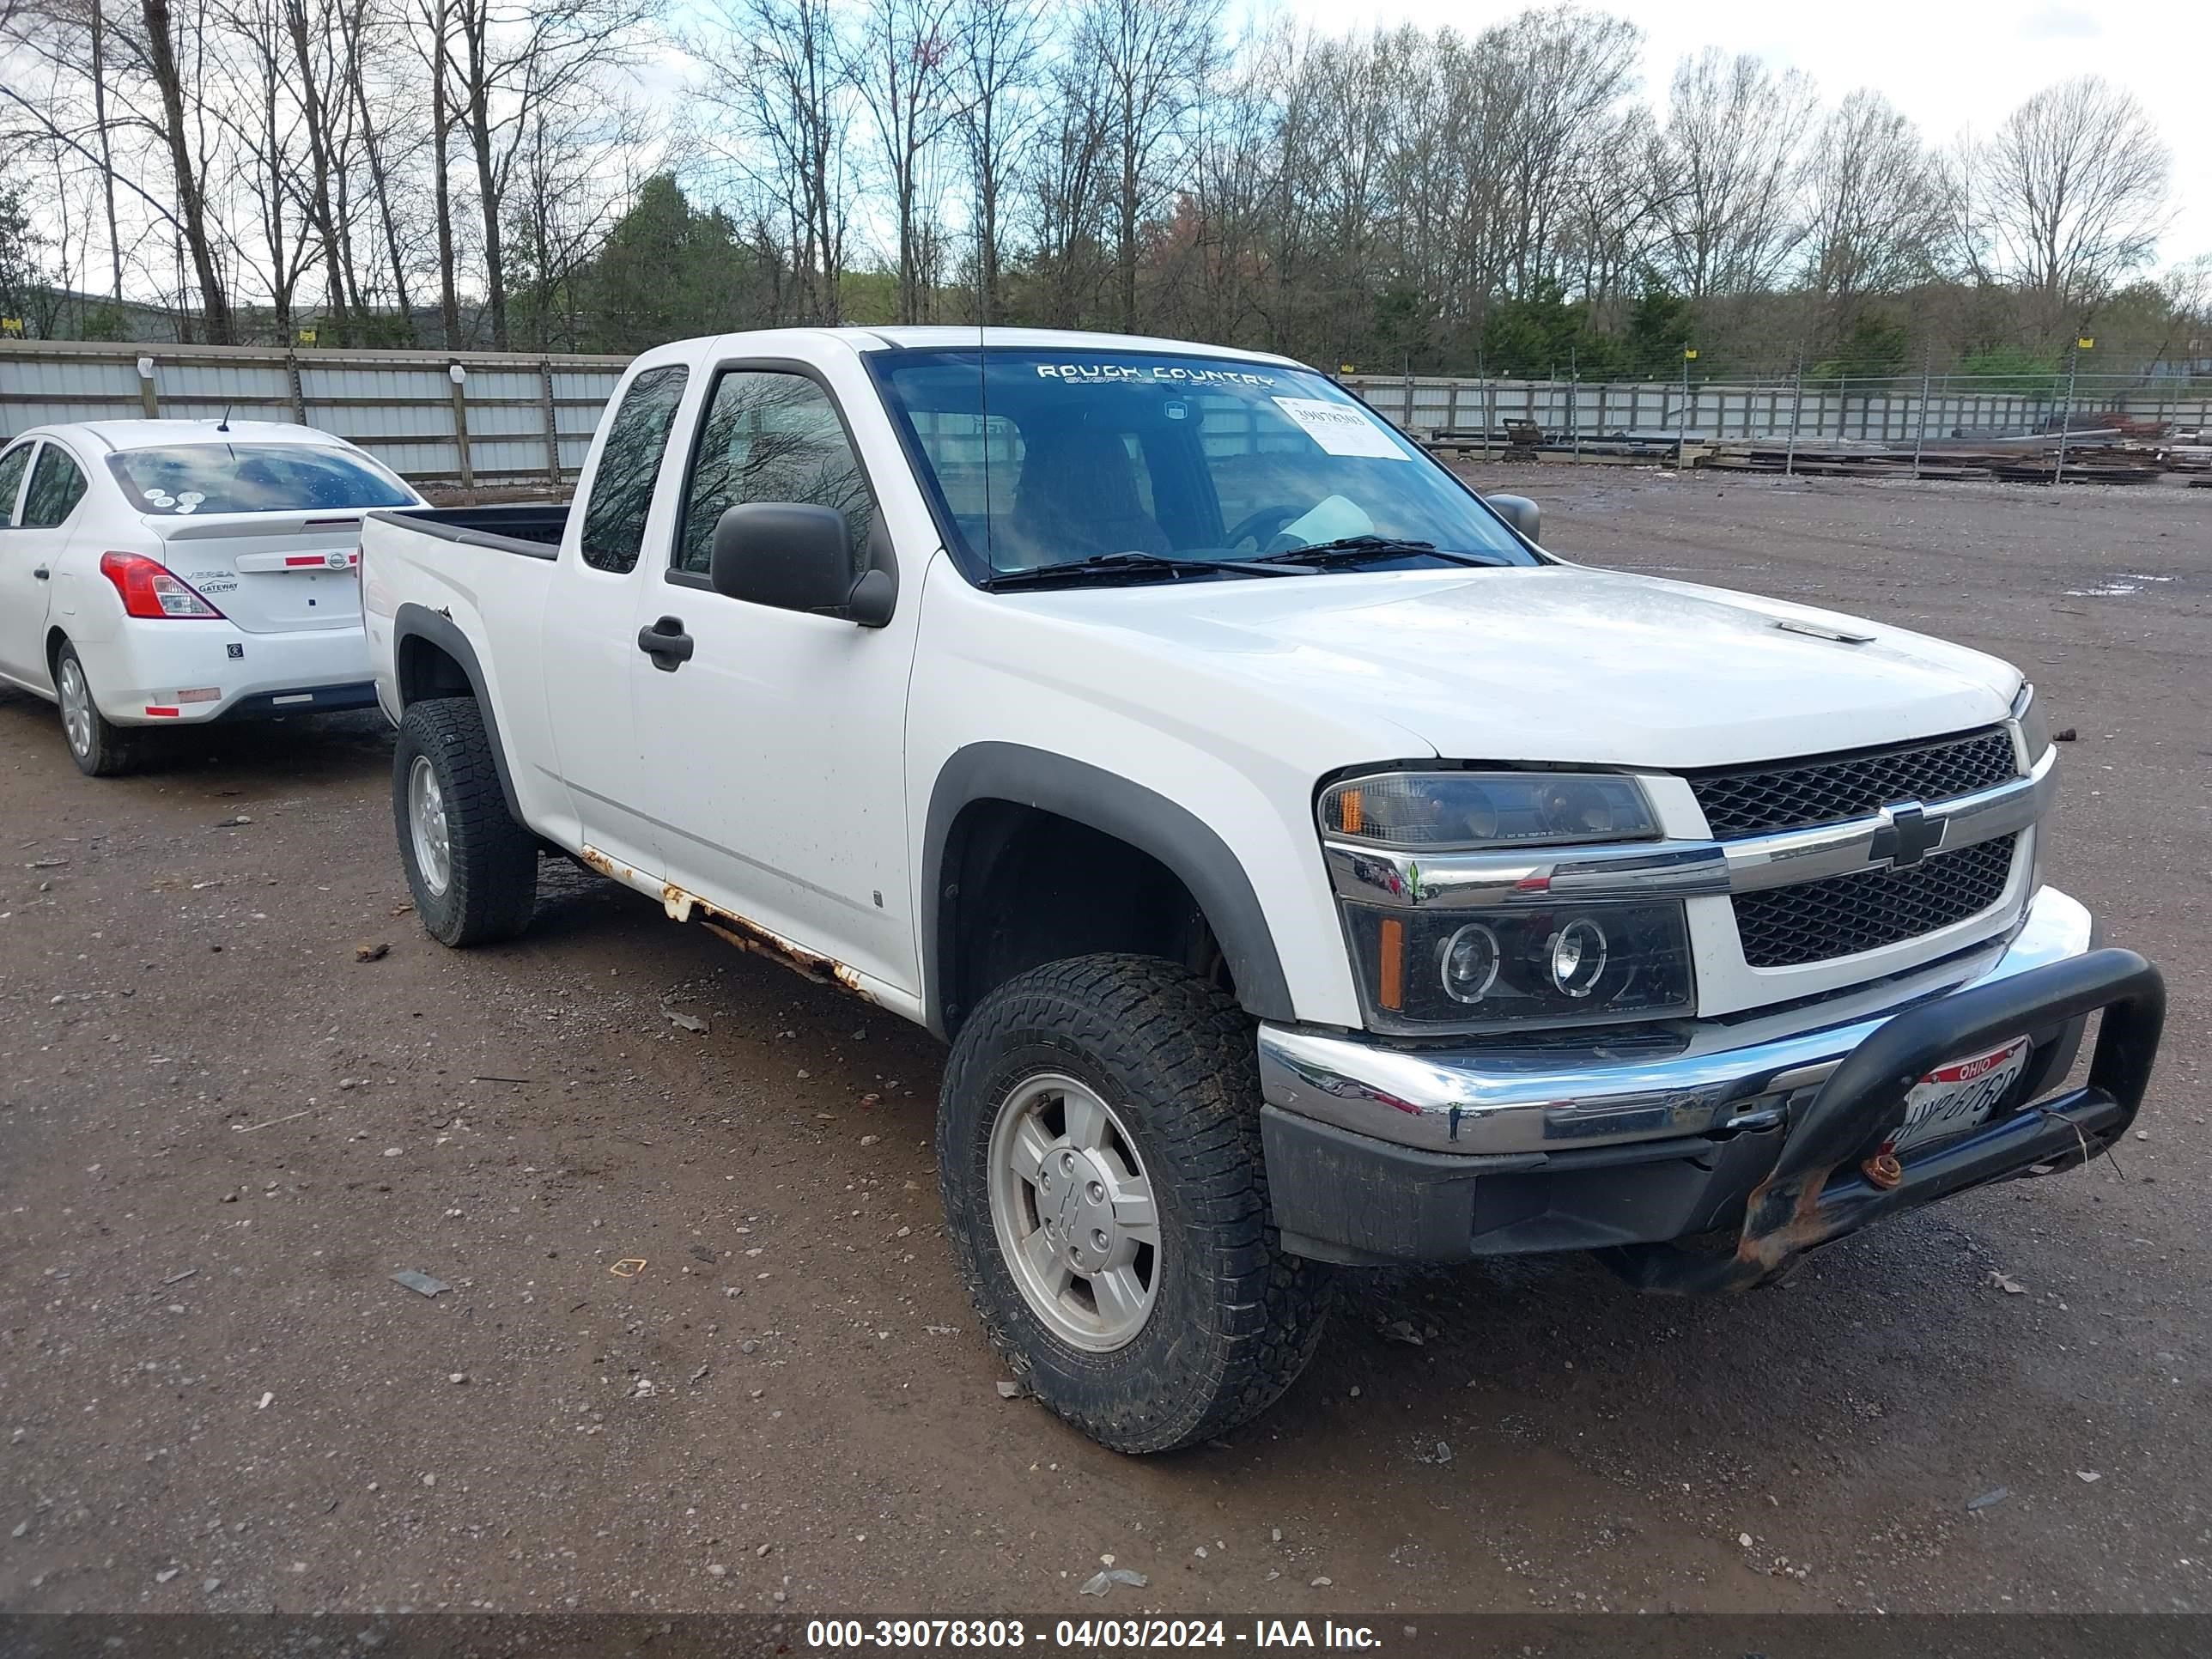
1603, 947, 2166, 1294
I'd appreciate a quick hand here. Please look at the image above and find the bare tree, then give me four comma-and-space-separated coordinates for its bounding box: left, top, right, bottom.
441, 0, 653, 349
84, 0, 124, 298
1024, 36, 1110, 327
0, 0, 2198, 379
506, 94, 658, 349
409, 0, 463, 342
334, 0, 419, 337
275, 0, 352, 338
1075, 0, 1219, 335
694, 0, 852, 325
1654, 48, 1813, 300
949, 0, 1042, 322
1799, 90, 1943, 341
139, 0, 236, 337
216, 0, 318, 331
849, 0, 961, 324
1486, 4, 1642, 297
1556, 102, 1662, 311
1963, 76, 2172, 336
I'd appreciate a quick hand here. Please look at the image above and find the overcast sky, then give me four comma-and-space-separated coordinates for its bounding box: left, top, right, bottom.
1280, 0, 2210, 273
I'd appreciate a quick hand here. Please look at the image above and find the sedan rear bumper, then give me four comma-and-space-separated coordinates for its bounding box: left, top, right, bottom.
86, 622, 370, 725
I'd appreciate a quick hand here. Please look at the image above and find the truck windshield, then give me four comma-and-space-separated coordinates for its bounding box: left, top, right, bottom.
868, 348, 1536, 583
109, 443, 416, 516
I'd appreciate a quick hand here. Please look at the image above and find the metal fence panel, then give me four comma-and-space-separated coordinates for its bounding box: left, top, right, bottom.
0, 342, 632, 485
9, 343, 2209, 487
1342, 374, 2212, 443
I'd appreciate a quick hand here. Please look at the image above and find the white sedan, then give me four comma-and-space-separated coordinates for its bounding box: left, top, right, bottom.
0, 419, 426, 775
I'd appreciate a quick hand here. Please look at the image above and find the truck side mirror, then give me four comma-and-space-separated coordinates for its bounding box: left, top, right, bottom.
710, 502, 893, 626
1486, 494, 1541, 545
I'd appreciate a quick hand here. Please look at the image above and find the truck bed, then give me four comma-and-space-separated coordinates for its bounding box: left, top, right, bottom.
362, 499, 574, 842
376, 504, 571, 558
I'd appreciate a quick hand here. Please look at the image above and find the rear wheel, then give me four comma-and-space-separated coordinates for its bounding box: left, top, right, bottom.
54, 641, 139, 778
939, 953, 1333, 1453
392, 697, 537, 945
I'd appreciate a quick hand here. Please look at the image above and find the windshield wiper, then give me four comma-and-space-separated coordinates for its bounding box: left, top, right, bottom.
1248, 535, 1509, 569
985, 550, 1316, 589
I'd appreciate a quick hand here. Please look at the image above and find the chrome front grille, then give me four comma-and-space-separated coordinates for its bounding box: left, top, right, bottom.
1686, 727, 2021, 840
1732, 834, 2020, 968
1687, 727, 2027, 969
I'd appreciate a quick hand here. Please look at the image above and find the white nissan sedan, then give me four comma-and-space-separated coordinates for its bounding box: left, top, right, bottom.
0, 420, 425, 775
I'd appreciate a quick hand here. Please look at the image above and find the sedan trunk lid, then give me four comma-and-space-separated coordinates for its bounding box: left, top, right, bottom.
137, 513, 363, 635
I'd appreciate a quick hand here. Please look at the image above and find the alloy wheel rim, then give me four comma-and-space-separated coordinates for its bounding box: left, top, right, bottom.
987, 1073, 1161, 1352
58, 659, 93, 757
407, 755, 453, 896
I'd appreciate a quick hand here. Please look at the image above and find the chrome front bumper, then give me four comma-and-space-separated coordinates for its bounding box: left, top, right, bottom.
1257, 884, 2096, 1156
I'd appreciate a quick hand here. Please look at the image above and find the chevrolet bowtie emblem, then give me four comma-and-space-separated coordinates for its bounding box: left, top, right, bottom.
1870, 801, 1945, 869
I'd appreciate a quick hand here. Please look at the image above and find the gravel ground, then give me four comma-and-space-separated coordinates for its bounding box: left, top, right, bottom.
1, 468, 2206, 1618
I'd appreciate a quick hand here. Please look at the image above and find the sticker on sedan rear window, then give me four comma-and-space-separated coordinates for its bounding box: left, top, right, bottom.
1271, 397, 1407, 459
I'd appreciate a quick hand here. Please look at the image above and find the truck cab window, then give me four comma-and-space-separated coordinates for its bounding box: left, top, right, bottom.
21, 444, 88, 527
675, 370, 874, 579
580, 365, 688, 574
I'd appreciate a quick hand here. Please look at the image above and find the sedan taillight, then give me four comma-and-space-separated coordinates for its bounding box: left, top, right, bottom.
99, 550, 226, 619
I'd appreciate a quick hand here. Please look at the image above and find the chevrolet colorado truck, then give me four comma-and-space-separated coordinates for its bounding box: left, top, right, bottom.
362, 327, 2166, 1455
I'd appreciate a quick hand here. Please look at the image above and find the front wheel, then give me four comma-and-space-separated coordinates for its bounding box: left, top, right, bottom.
938, 953, 1332, 1453
392, 697, 537, 946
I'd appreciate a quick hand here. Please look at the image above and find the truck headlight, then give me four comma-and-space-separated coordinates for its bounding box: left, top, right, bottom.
1343, 900, 1694, 1031
2013, 684, 2051, 766
1320, 770, 1657, 851
1322, 768, 1692, 1032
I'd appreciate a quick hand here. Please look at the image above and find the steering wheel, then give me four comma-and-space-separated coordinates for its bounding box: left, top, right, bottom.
1223, 504, 1298, 552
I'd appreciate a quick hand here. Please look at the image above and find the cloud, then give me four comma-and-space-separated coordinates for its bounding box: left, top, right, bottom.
2019, 6, 2103, 40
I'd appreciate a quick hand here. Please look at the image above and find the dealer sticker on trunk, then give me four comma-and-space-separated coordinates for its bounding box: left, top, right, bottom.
1893, 1036, 2032, 1153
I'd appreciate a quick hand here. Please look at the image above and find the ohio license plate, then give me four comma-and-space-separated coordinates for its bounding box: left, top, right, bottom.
1893, 1037, 2031, 1153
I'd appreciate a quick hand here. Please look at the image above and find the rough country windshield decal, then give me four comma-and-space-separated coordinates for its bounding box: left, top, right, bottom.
870, 347, 1533, 581
1034, 362, 1278, 387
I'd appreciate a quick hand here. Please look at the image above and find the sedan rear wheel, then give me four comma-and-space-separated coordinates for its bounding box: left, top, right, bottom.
54, 642, 139, 778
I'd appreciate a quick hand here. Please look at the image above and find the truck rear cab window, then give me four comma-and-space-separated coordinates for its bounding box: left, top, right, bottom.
580, 365, 689, 574
674, 369, 875, 581
22, 444, 88, 526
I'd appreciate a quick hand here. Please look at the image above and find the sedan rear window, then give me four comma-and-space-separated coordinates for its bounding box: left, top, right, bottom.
108, 443, 416, 515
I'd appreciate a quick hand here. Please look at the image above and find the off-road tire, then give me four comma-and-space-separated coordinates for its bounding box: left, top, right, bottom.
939, 952, 1333, 1453
54, 641, 141, 778
392, 696, 537, 946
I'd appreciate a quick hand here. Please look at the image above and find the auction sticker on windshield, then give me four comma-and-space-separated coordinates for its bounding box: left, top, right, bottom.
1892, 1036, 2031, 1153
1271, 396, 1407, 459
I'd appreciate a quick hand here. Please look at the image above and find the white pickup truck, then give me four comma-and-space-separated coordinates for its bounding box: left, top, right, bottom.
362, 327, 2165, 1454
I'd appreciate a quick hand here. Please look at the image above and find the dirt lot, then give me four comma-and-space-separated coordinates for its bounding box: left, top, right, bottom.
2, 470, 2207, 1619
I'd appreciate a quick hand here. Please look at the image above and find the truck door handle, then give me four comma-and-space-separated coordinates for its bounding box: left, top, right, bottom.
33, 567, 49, 580
637, 615, 694, 671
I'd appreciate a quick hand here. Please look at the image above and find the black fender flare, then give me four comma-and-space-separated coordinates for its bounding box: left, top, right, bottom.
921, 741, 1295, 1037
391, 603, 526, 823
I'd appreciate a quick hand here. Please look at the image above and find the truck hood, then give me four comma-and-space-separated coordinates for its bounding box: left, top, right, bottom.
1006, 563, 2022, 769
